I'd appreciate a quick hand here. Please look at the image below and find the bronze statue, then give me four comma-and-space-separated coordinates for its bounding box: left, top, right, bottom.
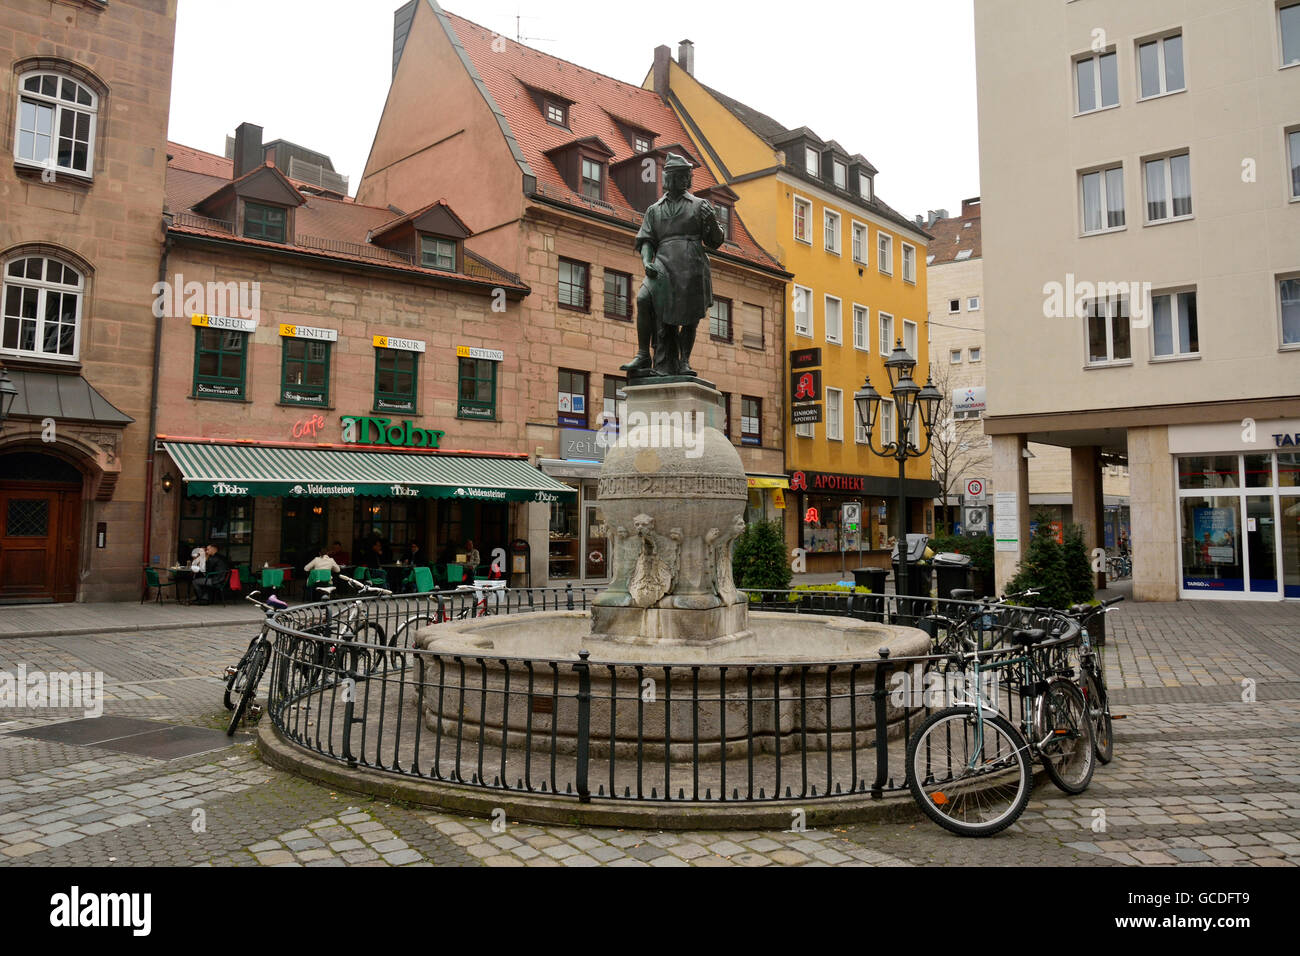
620, 153, 724, 378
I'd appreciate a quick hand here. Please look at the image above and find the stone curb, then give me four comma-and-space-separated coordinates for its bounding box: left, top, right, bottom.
0, 613, 263, 640
256, 721, 929, 831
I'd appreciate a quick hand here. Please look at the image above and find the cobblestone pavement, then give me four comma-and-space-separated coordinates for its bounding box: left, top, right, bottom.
0, 598, 1297, 867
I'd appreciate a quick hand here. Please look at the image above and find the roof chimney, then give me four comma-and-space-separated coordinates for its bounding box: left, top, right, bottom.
653, 44, 671, 98
677, 39, 695, 76
232, 122, 263, 179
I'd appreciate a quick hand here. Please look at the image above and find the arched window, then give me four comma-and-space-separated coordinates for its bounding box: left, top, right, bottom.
1, 255, 84, 360
14, 71, 98, 176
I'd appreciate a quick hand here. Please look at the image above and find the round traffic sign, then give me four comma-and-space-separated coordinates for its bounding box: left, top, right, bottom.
966, 478, 984, 498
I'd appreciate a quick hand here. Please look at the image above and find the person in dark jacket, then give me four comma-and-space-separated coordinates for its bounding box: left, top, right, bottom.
191, 543, 229, 604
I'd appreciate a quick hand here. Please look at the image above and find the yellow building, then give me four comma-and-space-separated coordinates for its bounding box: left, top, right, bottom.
646, 42, 937, 572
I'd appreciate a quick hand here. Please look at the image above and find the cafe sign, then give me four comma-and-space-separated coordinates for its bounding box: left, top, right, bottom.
341, 415, 445, 449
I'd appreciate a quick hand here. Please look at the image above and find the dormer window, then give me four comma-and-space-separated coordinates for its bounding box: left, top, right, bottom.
581, 157, 604, 200
714, 203, 731, 239
634, 137, 650, 153
858, 173, 872, 201
545, 100, 568, 127
243, 202, 286, 242
804, 146, 819, 176
420, 235, 456, 271
833, 160, 847, 190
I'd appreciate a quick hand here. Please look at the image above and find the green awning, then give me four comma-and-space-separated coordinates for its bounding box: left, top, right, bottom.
161, 441, 576, 502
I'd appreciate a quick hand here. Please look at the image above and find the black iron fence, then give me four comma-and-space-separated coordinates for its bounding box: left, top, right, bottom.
262, 588, 1080, 806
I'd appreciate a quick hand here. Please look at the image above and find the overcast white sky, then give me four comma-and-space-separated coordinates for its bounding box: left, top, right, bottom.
169, 0, 978, 219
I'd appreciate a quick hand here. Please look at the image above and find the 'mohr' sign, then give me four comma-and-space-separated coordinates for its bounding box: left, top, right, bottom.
341, 415, 445, 449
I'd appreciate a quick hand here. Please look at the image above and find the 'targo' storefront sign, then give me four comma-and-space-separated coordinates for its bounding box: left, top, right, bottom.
341, 415, 445, 449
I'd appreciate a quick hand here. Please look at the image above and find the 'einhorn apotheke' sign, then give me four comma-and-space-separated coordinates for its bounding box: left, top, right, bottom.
341, 415, 445, 448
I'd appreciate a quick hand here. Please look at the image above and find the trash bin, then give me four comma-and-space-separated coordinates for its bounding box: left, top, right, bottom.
852, 567, 889, 622
933, 552, 973, 599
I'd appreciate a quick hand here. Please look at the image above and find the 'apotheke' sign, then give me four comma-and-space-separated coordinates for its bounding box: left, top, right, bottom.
789, 470, 866, 493
341, 415, 445, 449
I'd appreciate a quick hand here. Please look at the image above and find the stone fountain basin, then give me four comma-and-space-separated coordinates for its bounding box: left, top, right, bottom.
410, 611, 931, 760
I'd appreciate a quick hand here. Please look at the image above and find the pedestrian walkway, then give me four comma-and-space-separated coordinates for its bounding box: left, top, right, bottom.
0, 602, 262, 640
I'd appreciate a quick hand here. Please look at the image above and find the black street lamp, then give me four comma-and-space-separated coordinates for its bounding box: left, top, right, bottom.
855, 340, 942, 610
0, 366, 17, 430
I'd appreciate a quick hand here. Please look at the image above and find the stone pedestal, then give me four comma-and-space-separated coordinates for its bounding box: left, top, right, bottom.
590, 378, 750, 644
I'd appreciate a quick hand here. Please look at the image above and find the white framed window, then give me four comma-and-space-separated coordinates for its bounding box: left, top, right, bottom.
1279, 273, 1300, 347
1074, 49, 1118, 113
901, 243, 916, 283
854, 399, 868, 443
1, 255, 84, 360
824, 295, 842, 344
858, 173, 872, 201
1085, 296, 1132, 365
1080, 164, 1126, 234
1289, 127, 1300, 201
545, 100, 567, 126
969, 347, 982, 362
903, 319, 918, 359
795, 421, 815, 438
950, 349, 962, 364
1143, 152, 1192, 223
968, 296, 980, 311
14, 71, 98, 177
805, 146, 820, 176
1280, 2, 1300, 68
793, 285, 813, 337
1151, 288, 1199, 358
851, 221, 868, 264
826, 387, 843, 440
1137, 32, 1185, 99
833, 160, 847, 190
879, 397, 895, 447
948, 299, 960, 314
793, 196, 812, 244
878, 311, 894, 355
824, 209, 841, 254
954, 249, 973, 261
877, 233, 893, 275
852, 304, 869, 351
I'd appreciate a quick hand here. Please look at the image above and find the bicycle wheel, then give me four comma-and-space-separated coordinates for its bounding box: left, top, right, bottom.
1036, 679, 1096, 793
347, 620, 388, 673
906, 706, 1032, 837
226, 642, 269, 735
223, 635, 262, 710
1081, 667, 1113, 765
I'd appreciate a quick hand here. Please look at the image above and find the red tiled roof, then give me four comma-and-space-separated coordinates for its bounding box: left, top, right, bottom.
163, 144, 527, 291
441, 11, 784, 274
927, 198, 982, 265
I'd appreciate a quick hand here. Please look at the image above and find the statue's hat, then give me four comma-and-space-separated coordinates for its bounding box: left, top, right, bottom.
662, 153, 693, 172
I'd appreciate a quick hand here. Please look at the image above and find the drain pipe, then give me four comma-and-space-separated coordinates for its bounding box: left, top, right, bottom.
141, 222, 172, 579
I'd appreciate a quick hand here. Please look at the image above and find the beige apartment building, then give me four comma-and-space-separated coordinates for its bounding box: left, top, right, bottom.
975, 0, 1300, 601
926, 198, 1130, 543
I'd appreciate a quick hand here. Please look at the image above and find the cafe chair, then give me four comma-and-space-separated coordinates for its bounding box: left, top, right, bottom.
408, 566, 435, 594
259, 566, 285, 600
305, 568, 333, 601
142, 567, 180, 605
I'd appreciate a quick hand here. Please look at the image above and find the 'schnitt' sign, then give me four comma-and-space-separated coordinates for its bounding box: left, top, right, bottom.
279, 324, 338, 341
341, 415, 444, 449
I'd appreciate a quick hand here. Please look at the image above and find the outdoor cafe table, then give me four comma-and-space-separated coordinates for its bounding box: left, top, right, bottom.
163, 566, 194, 603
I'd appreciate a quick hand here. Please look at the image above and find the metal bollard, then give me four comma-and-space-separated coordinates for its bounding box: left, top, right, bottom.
871, 647, 892, 798
574, 650, 591, 803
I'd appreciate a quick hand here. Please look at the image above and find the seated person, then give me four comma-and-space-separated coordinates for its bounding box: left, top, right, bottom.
365, 540, 385, 570
188, 547, 206, 574
327, 540, 350, 566
303, 547, 341, 598
464, 539, 481, 574
191, 544, 229, 604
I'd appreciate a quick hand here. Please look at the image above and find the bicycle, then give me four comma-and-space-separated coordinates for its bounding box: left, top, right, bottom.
919, 587, 1042, 656
1067, 595, 1123, 764
292, 575, 394, 680
1106, 551, 1131, 579
222, 591, 286, 735
905, 613, 1096, 837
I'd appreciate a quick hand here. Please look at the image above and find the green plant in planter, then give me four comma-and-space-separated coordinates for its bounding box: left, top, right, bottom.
1006, 511, 1072, 609
1062, 523, 1096, 605
732, 519, 791, 594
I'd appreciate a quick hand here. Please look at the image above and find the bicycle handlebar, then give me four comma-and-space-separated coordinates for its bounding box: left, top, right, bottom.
338, 574, 393, 597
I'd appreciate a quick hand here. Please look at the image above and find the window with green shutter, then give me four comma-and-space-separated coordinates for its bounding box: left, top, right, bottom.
281, 338, 331, 406
193, 328, 247, 400
244, 202, 286, 242
457, 357, 497, 420
374, 347, 418, 413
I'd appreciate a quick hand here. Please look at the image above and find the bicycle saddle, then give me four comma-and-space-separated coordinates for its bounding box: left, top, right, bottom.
317, 587, 336, 598
949, 588, 974, 601
1010, 627, 1047, 646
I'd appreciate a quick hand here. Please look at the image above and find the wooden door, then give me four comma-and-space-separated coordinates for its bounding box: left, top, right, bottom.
0, 484, 81, 602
